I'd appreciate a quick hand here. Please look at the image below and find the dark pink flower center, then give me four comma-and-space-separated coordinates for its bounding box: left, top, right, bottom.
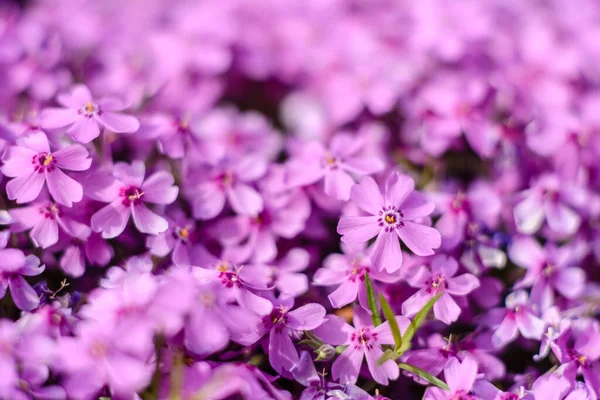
348, 264, 369, 282
120, 186, 144, 206
78, 102, 102, 118
350, 327, 378, 350
218, 270, 242, 289
378, 206, 404, 232
427, 274, 447, 293
33, 153, 57, 173
262, 307, 289, 333
39, 203, 60, 220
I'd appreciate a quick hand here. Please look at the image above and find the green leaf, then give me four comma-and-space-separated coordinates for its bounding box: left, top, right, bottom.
364, 273, 382, 327
398, 292, 441, 354
379, 294, 402, 351
398, 362, 449, 391
378, 348, 400, 365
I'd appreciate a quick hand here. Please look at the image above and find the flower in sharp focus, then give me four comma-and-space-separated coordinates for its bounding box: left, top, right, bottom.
337, 171, 441, 273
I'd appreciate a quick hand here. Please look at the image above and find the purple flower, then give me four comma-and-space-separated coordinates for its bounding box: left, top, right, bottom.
486, 290, 545, 348
54, 321, 153, 399
509, 236, 586, 312
331, 309, 411, 385
1, 131, 91, 206
192, 259, 274, 316
247, 303, 326, 376
337, 171, 441, 273
186, 155, 267, 219
0, 249, 43, 311
40, 84, 140, 143
403, 255, 480, 325
550, 322, 600, 397
423, 356, 478, 400
314, 244, 399, 309
513, 174, 583, 237
88, 161, 179, 238
286, 132, 385, 201
9, 200, 91, 249
146, 208, 196, 266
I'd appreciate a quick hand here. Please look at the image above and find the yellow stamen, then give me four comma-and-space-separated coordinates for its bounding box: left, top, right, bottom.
216, 261, 229, 272
85, 102, 95, 113
43, 154, 53, 166
179, 227, 189, 240
127, 190, 144, 201
385, 215, 396, 224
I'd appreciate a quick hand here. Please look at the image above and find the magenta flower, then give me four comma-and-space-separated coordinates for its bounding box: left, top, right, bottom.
9, 200, 91, 249
509, 236, 586, 311
88, 162, 179, 238
186, 155, 267, 220
40, 84, 140, 143
192, 259, 273, 316
244, 303, 326, 377
1, 131, 91, 206
402, 255, 480, 325
54, 321, 153, 399
486, 290, 545, 348
286, 133, 385, 201
423, 356, 478, 400
0, 249, 43, 311
331, 309, 411, 385
337, 171, 440, 273
513, 174, 583, 237
314, 244, 399, 309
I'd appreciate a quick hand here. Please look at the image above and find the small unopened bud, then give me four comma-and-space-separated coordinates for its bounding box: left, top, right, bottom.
315, 344, 335, 361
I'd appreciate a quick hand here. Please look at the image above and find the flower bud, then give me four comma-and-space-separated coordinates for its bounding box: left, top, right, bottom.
315, 344, 335, 361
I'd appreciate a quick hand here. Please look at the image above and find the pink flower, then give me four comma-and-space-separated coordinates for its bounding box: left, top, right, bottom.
0, 249, 44, 311
337, 171, 441, 273
9, 199, 91, 249
88, 161, 179, 238
286, 133, 385, 201
1, 131, 91, 206
40, 84, 140, 143
402, 255, 480, 325
331, 309, 411, 385
486, 290, 545, 348
423, 356, 478, 400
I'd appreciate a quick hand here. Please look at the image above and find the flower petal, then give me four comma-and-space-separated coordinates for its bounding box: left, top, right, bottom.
365, 345, 399, 385
384, 171, 415, 208
446, 274, 480, 296
397, 221, 441, 256
67, 117, 100, 144
8, 275, 39, 311
286, 303, 326, 330
46, 168, 83, 207
332, 345, 364, 385
141, 172, 178, 204
227, 183, 263, 215
52, 145, 92, 171
433, 293, 461, 324
6, 171, 45, 204
350, 176, 384, 215
337, 216, 380, 245
95, 112, 140, 133
91, 200, 131, 239
131, 203, 168, 235
370, 230, 403, 273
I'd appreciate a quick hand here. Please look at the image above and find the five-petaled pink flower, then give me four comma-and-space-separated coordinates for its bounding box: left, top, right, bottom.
337, 171, 441, 273
1, 131, 92, 206
40, 84, 140, 143
88, 161, 179, 238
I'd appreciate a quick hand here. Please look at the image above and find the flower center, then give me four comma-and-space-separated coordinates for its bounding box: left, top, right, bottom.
429, 274, 447, 293
218, 270, 242, 289
350, 328, 378, 350
33, 153, 57, 173
198, 292, 215, 306
40, 203, 59, 220
349, 262, 369, 282
90, 341, 106, 358
177, 226, 190, 241
121, 186, 144, 206
216, 261, 230, 272
378, 206, 404, 232
79, 102, 101, 118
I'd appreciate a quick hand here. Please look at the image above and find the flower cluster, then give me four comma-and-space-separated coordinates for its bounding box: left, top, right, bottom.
0, 0, 599, 399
